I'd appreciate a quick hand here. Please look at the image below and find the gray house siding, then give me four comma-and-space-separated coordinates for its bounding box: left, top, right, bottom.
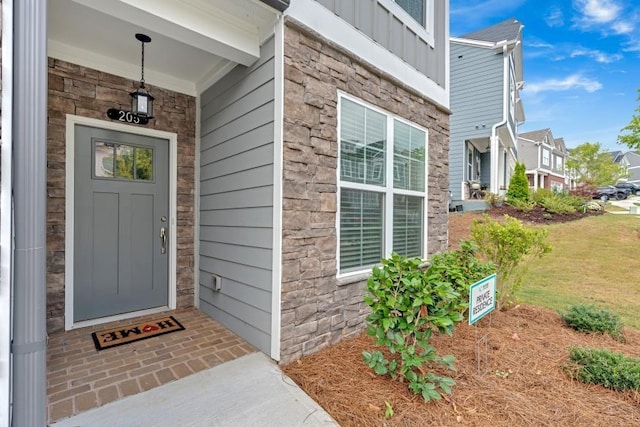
449, 43, 503, 199
518, 142, 538, 170
198, 37, 276, 354
313, 0, 446, 88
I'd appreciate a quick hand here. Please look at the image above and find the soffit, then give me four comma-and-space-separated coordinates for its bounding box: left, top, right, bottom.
48, 0, 280, 95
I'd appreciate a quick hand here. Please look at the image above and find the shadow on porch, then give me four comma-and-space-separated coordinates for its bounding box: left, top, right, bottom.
46, 307, 255, 424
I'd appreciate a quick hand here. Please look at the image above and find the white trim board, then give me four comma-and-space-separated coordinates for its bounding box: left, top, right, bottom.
269, 17, 285, 361
64, 115, 178, 331
0, 0, 14, 424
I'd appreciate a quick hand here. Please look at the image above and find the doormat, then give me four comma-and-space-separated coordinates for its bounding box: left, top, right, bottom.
91, 316, 185, 351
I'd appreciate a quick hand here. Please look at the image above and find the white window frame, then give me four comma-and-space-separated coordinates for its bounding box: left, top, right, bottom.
555, 155, 563, 170
337, 93, 429, 279
384, 0, 435, 46
542, 149, 550, 167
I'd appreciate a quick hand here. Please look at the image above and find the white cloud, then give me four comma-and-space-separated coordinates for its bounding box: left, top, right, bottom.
573, 0, 621, 24
612, 21, 634, 35
622, 38, 640, 52
570, 48, 623, 63
526, 74, 603, 95
528, 39, 554, 49
545, 7, 565, 27
572, 0, 636, 35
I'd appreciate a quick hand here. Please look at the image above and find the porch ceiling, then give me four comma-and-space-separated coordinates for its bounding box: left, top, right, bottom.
48, 0, 281, 95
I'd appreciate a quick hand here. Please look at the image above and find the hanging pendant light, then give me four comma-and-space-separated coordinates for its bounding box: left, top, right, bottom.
130, 33, 154, 119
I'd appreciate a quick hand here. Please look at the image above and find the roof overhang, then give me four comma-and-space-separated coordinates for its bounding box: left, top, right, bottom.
49, 0, 284, 95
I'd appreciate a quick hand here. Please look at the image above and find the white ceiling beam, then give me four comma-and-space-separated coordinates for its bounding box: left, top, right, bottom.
73, 0, 261, 66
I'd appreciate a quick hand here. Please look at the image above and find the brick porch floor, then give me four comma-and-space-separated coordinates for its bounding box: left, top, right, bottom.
47, 307, 256, 423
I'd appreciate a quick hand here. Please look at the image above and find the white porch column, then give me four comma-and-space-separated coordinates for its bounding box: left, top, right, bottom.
490, 135, 500, 194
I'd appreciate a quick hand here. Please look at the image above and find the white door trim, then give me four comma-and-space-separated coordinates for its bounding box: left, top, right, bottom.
64, 114, 178, 330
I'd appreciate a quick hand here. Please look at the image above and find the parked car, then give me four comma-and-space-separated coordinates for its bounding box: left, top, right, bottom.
615, 182, 640, 196
592, 186, 626, 201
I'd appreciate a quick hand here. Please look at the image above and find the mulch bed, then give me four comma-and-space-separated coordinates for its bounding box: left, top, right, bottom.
283, 305, 640, 427
487, 204, 605, 225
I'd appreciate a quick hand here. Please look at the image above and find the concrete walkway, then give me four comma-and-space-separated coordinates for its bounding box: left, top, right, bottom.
608, 195, 640, 214
51, 352, 339, 427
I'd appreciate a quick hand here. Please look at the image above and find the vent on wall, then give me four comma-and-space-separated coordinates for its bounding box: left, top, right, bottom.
211, 274, 222, 291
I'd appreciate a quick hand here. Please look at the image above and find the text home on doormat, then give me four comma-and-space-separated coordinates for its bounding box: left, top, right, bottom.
91, 316, 185, 351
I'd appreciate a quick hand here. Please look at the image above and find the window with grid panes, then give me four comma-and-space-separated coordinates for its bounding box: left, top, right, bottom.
338, 96, 427, 274
395, 0, 425, 26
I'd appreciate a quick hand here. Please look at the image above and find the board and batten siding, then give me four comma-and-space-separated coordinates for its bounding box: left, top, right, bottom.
198, 37, 276, 354
313, 0, 446, 88
518, 141, 539, 171
449, 42, 504, 199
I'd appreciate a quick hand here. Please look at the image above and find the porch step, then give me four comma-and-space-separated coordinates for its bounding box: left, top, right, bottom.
450, 200, 488, 213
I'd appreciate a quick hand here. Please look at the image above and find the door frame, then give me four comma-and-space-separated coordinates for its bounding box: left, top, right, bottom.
64, 114, 178, 330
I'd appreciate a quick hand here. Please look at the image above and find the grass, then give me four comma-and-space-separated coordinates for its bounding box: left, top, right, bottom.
520, 214, 640, 329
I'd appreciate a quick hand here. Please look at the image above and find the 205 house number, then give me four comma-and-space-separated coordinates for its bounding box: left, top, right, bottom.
107, 108, 149, 125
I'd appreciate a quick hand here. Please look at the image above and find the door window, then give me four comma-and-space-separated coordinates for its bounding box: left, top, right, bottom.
94, 141, 154, 181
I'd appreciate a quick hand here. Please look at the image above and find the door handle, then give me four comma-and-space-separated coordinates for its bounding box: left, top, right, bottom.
160, 227, 167, 254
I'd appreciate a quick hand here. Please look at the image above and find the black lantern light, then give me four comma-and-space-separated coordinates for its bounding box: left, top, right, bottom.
130, 33, 154, 119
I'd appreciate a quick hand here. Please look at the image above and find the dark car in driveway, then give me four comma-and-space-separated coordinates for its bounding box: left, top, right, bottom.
592, 186, 626, 201
615, 182, 640, 196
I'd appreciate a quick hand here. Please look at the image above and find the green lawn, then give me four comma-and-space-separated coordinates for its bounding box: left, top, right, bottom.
520, 213, 640, 329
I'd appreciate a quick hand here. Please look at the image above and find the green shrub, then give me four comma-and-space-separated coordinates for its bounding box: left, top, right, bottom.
362, 253, 465, 401
561, 304, 624, 341
531, 188, 554, 204
566, 347, 640, 391
470, 215, 551, 309
538, 194, 576, 214
426, 240, 496, 309
564, 194, 590, 210
507, 198, 536, 212
506, 162, 530, 202
484, 192, 505, 208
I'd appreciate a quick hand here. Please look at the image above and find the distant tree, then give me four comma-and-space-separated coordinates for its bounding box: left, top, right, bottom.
618, 88, 640, 149
506, 162, 529, 202
566, 142, 627, 186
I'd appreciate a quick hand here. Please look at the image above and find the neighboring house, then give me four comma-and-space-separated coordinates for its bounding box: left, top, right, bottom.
1, 0, 450, 423
449, 18, 525, 202
518, 129, 569, 192
614, 151, 640, 184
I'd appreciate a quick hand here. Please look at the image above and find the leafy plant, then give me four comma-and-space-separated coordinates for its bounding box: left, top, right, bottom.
484, 192, 505, 208
362, 254, 465, 401
530, 188, 554, 204
561, 304, 624, 341
539, 194, 576, 214
507, 197, 536, 212
426, 240, 496, 311
506, 162, 530, 203
470, 215, 551, 309
384, 401, 394, 419
565, 347, 640, 391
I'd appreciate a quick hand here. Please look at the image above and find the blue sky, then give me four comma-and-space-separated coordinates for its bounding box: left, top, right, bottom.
450, 0, 640, 152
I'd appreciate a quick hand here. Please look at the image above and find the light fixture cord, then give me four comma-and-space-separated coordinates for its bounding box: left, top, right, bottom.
140, 41, 146, 88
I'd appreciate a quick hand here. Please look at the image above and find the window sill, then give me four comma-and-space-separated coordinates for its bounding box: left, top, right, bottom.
337, 260, 430, 287
337, 271, 370, 286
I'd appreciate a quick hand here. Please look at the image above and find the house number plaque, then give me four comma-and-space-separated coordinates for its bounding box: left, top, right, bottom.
107, 108, 149, 125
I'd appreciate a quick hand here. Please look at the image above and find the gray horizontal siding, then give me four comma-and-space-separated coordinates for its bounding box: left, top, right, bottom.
518, 142, 538, 170
449, 43, 504, 199
314, 0, 446, 88
199, 256, 272, 292
198, 36, 276, 355
200, 226, 273, 249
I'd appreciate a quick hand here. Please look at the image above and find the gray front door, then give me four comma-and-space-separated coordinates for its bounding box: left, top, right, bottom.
74, 125, 169, 322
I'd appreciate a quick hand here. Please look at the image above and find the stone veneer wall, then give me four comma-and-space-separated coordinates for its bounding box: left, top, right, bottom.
280, 19, 450, 364
47, 59, 196, 333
